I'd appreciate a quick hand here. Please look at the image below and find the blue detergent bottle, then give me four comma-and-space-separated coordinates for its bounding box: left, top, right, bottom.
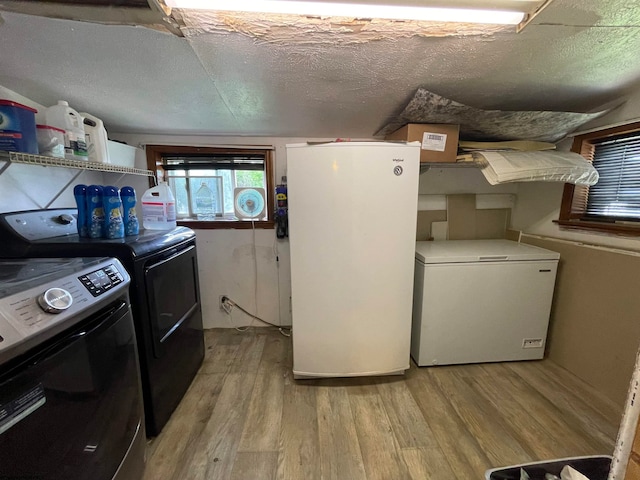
73, 184, 89, 237
120, 186, 140, 236
87, 185, 105, 239
103, 186, 125, 239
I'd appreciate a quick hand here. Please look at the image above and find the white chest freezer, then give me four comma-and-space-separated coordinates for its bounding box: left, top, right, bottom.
411, 239, 560, 366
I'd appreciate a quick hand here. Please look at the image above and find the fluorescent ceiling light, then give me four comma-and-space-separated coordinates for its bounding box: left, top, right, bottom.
164, 0, 528, 25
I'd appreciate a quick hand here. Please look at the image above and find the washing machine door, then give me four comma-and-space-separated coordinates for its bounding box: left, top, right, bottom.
0, 300, 143, 480
144, 244, 200, 359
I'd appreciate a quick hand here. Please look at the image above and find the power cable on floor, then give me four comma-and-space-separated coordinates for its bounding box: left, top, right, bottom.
221, 296, 291, 337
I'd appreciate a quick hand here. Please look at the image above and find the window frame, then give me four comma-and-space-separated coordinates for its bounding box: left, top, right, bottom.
558, 121, 640, 236
145, 144, 275, 230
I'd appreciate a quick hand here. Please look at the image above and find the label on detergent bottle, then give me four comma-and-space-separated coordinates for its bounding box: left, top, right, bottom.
87, 185, 104, 238
141, 201, 176, 223
103, 186, 124, 239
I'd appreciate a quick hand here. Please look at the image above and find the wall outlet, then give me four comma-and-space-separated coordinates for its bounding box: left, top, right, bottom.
522, 338, 543, 349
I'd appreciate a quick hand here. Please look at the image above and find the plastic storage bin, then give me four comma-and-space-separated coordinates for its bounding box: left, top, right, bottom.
0, 100, 38, 154
486, 455, 612, 480
36, 125, 65, 158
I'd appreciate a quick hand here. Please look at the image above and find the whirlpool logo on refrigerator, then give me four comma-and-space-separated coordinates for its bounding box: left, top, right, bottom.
392, 158, 404, 176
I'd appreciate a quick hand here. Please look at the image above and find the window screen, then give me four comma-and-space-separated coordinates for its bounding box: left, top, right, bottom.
145, 146, 273, 224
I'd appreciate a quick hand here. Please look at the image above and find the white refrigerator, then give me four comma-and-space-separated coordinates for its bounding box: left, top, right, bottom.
286, 142, 420, 379
411, 239, 560, 366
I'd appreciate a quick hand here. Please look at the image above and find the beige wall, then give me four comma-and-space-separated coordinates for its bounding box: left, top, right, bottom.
510, 85, 640, 408
521, 235, 640, 408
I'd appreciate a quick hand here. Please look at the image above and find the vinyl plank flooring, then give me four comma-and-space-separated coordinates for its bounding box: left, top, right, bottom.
230, 452, 278, 480
404, 366, 493, 479
507, 361, 620, 451
428, 366, 533, 467
401, 446, 457, 480
143, 329, 620, 480
316, 386, 367, 480
375, 377, 438, 449
349, 387, 410, 480
238, 333, 287, 452
276, 380, 322, 479
475, 363, 606, 457
172, 334, 266, 480
142, 372, 226, 480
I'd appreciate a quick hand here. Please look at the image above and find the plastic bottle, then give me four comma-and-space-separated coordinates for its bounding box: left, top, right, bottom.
86, 185, 105, 238
120, 186, 140, 236
195, 182, 215, 220
73, 184, 89, 237
80, 112, 110, 164
44, 101, 88, 161
103, 186, 125, 239
141, 182, 177, 230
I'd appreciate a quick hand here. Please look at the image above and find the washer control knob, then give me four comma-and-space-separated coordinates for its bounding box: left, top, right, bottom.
37, 288, 73, 314
57, 214, 75, 225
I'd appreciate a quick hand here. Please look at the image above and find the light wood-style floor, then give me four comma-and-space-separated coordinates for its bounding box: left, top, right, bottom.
143, 328, 621, 480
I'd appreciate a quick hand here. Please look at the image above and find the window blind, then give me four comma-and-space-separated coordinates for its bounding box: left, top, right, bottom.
585, 133, 640, 220
161, 153, 266, 171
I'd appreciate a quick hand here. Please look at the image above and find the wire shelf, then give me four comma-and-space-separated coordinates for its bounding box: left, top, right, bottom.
0, 150, 154, 177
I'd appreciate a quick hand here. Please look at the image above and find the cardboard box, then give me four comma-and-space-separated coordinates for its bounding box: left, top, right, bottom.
385, 123, 459, 163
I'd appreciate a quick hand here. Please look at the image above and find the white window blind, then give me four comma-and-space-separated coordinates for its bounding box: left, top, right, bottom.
586, 133, 640, 220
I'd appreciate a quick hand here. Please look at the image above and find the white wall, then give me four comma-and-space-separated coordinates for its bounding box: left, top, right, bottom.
510, 85, 640, 252
112, 133, 332, 329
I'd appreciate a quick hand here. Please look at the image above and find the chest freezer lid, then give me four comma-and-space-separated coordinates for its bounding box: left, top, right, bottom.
415, 239, 560, 264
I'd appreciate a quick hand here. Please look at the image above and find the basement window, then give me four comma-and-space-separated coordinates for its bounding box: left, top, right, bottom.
558, 122, 640, 236
145, 145, 274, 229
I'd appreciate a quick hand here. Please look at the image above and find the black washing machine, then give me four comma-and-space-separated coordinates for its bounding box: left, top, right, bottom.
0, 209, 205, 436
0, 257, 145, 479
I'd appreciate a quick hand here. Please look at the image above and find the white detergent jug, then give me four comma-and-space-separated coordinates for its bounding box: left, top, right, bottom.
141, 182, 177, 230
80, 112, 110, 164
44, 101, 88, 161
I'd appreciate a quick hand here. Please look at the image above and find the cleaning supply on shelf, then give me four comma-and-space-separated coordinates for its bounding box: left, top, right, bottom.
80, 112, 110, 164
36, 125, 65, 158
0, 100, 38, 154
103, 186, 125, 239
73, 184, 89, 237
141, 182, 177, 230
86, 184, 105, 238
44, 100, 88, 161
120, 186, 140, 236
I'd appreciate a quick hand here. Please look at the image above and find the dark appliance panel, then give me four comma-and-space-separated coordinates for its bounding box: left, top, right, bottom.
137, 243, 204, 434
0, 302, 142, 480
0, 208, 205, 437
0, 257, 145, 480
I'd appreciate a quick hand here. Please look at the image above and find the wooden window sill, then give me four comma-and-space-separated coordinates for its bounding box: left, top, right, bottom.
554, 219, 640, 236
177, 220, 275, 230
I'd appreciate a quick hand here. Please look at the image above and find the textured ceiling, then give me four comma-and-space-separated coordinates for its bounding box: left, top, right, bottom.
0, 0, 639, 139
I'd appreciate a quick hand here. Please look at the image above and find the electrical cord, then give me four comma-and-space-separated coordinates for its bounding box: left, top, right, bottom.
221, 296, 291, 337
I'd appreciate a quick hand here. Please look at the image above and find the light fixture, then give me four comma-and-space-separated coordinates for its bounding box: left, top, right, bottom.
163, 0, 552, 26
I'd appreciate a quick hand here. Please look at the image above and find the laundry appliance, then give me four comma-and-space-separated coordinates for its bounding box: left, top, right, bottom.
0, 257, 145, 479
0, 209, 204, 436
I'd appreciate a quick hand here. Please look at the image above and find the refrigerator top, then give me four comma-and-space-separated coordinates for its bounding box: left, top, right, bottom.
415, 239, 560, 264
